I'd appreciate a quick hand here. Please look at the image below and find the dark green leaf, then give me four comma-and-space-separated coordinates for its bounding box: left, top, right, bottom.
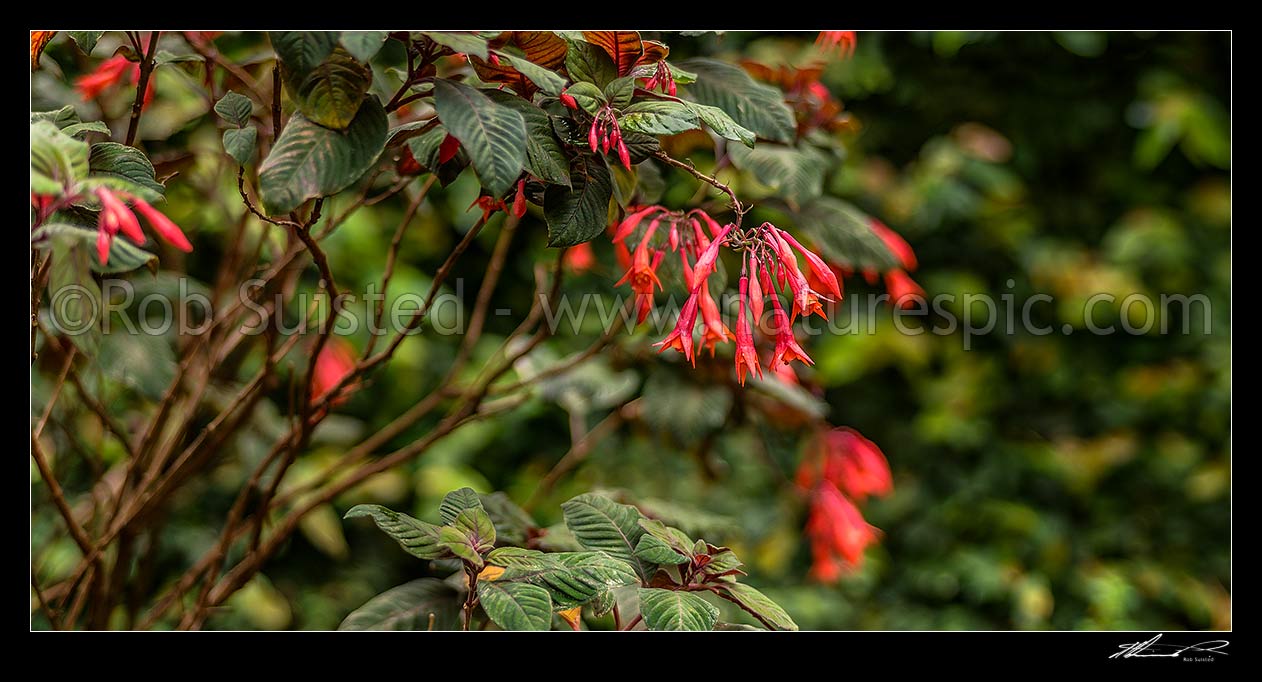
727, 142, 828, 209
61, 121, 111, 139
637, 588, 719, 631
257, 96, 386, 215
714, 582, 798, 631
222, 128, 257, 166
439, 487, 485, 525
67, 31, 104, 55
89, 142, 165, 201
294, 47, 372, 130
34, 222, 158, 275
793, 196, 900, 271
564, 81, 606, 116
544, 156, 612, 248
338, 578, 461, 631
604, 76, 636, 109
31, 120, 89, 191
405, 124, 448, 172
418, 31, 490, 60
437, 525, 484, 567
565, 39, 616, 88
618, 100, 700, 136
269, 31, 340, 78
344, 504, 449, 560
453, 507, 496, 552
680, 58, 796, 144
484, 91, 571, 187
633, 518, 694, 565
433, 79, 527, 197
478, 492, 538, 546
477, 580, 552, 631
560, 492, 653, 580
485, 547, 550, 569
497, 52, 568, 96
339, 31, 389, 63
31, 106, 82, 129
681, 101, 756, 147
214, 92, 254, 128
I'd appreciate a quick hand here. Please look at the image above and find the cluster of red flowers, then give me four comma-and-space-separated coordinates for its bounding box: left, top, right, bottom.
795, 427, 892, 581
470, 178, 528, 221
75, 54, 154, 106
89, 188, 192, 265
638, 60, 677, 96
559, 94, 632, 170
611, 209, 844, 384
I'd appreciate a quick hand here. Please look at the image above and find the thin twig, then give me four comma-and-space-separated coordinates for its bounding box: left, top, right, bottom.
125, 32, 160, 146
653, 150, 748, 221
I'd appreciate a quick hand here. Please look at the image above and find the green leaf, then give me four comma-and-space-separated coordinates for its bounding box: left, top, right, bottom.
153, 50, 203, 67
633, 518, 694, 565
484, 91, 570, 187
433, 79, 527, 197
339, 31, 389, 63
714, 582, 798, 631
418, 31, 490, 60
479, 492, 538, 547
439, 487, 485, 525
338, 578, 461, 631
387, 119, 438, 148
793, 196, 900, 271
604, 76, 636, 110
405, 124, 448, 172
269, 31, 340, 78
679, 58, 796, 144
89, 142, 165, 201
560, 492, 653, 580
30, 121, 89, 191
637, 588, 719, 631
727, 142, 828, 209
618, 100, 700, 137
564, 81, 606, 116
222, 128, 257, 166
680, 101, 756, 147
477, 580, 552, 631
257, 96, 386, 215
61, 121, 111, 139
565, 39, 616, 88
437, 525, 484, 567
453, 507, 496, 552
343, 504, 449, 560
31, 106, 82, 129
544, 156, 612, 248
293, 46, 372, 130
486, 547, 551, 569
67, 31, 103, 55
33, 222, 159, 275
214, 92, 254, 128
494, 551, 639, 609
497, 52, 568, 96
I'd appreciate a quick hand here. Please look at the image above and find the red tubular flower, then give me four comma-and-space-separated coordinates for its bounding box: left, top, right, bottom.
769, 293, 814, 368
748, 255, 765, 326
690, 209, 725, 239
734, 272, 763, 385
690, 224, 734, 293
771, 360, 800, 386
76, 55, 133, 100
815, 31, 857, 59
511, 178, 527, 218
95, 188, 145, 244
559, 91, 579, 109
806, 481, 878, 579
129, 196, 193, 252
96, 226, 113, 266
777, 228, 842, 301
768, 229, 823, 322
612, 205, 662, 243
614, 222, 663, 295
311, 337, 359, 407
869, 218, 917, 271
654, 292, 699, 365
884, 269, 924, 309
819, 428, 892, 501
563, 242, 595, 274
697, 284, 734, 356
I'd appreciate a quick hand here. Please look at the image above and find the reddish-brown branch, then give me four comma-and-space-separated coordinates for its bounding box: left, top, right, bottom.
125, 32, 160, 146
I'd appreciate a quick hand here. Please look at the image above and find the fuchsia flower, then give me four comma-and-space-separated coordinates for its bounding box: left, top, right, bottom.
653, 292, 699, 365
91, 187, 193, 266
884, 269, 925, 309
562, 242, 595, 274
311, 337, 360, 408
587, 104, 632, 170
76, 53, 155, 107
815, 31, 857, 59
769, 293, 814, 368
869, 218, 917, 271
697, 285, 734, 357
639, 60, 678, 96
733, 271, 762, 386
470, 178, 528, 221
805, 482, 879, 580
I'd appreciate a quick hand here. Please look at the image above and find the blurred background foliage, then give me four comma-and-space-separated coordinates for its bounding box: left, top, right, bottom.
31, 31, 1230, 630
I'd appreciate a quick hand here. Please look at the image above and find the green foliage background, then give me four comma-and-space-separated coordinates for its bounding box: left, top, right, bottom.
31, 31, 1230, 630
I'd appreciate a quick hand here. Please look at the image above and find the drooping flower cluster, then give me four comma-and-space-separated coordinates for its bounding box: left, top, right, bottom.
75, 54, 155, 107
638, 60, 677, 96
612, 210, 844, 384
585, 104, 632, 170
795, 426, 892, 581
92, 188, 192, 265
856, 218, 924, 309
470, 178, 528, 221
